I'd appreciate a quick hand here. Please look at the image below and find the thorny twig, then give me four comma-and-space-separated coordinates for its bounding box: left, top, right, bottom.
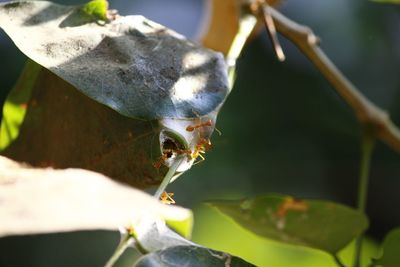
270, 8, 400, 151
234, 0, 400, 152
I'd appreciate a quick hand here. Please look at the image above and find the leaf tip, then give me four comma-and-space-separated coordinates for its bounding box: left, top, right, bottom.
80, 0, 109, 21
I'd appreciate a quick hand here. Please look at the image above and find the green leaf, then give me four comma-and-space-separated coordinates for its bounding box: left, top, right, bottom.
209, 194, 369, 254
133, 245, 255, 267
0, 63, 216, 188
0, 1, 228, 120
166, 216, 193, 239
374, 228, 400, 267
81, 0, 108, 21
0, 1, 225, 185
0, 60, 41, 151
0, 65, 169, 188
0, 155, 193, 237
370, 0, 400, 4
193, 205, 379, 267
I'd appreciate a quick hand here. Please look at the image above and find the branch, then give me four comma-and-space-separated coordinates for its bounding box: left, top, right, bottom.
333, 254, 346, 267
226, 14, 258, 89
354, 131, 375, 267
266, 7, 400, 151
104, 233, 135, 267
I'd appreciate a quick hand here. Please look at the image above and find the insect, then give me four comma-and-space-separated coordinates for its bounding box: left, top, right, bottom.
186, 119, 213, 132
276, 197, 308, 219
160, 191, 175, 204
171, 137, 212, 163
191, 137, 212, 163
186, 119, 222, 136
153, 137, 213, 169
153, 153, 169, 169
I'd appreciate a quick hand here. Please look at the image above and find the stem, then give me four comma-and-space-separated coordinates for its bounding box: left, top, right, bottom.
265, 8, 400, 152
262, 5, 285, 61
104, 156, 184, 267
353, 129, 375, 267
356, 131, 375, 212
104, 234, 133, 267
333, 254, 346, 267
154, 156, 185, 199
226, 14, 257, 90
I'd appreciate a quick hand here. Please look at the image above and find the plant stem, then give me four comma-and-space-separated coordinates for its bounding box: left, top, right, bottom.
104, 234, 133, 267
357, 131, 375, 212
264, 7, 400, 152
228, 2, 400, 153
353, 129, 375, 267
154, 156, 185, 199
104, 156, 184, 267
333, 254, 346, 267
243, 1, 400, 153
226, 14, 257, 89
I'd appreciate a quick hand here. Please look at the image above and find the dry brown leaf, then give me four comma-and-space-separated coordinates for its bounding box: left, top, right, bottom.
200, 0, 282, 54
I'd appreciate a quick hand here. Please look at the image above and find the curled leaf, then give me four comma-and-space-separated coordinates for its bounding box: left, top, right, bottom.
0, 1, 228, 186
0, 0, 229, 120
2, 64, 166, 188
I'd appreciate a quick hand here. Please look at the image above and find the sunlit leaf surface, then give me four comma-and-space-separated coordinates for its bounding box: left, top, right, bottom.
0, 60, 40, 150
80, 0, 108, 21
0, 155, 192, 237
0, 0, 228, 186
0, 0, 228, 120
210, 194, 368, 254
192, 205, 379, 267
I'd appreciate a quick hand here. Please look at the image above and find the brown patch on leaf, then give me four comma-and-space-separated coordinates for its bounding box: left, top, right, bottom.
276, 197, 308, 219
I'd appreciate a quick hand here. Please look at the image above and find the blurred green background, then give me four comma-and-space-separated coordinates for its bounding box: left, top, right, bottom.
0, 0, 399, 266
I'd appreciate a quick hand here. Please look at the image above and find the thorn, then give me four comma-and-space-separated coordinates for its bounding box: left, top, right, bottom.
193, 153, 205, 165
214, 127, 222, 136
262, 4, 286, 62
308, 33, 320, 46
